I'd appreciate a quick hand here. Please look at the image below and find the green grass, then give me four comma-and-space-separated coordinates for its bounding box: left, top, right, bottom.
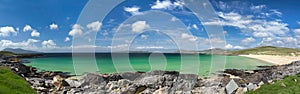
0, 66, 36, 94
0, 51, 17, 57
246, 74, 300, 94
229, 46, 300, 56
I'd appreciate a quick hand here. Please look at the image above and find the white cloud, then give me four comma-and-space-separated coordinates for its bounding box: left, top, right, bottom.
250, 5, 266, 11
0, 26, 17, 37
192, 24, 199, 30
141, 34, 148, 39
204, 12, 289, 36
124, 6, 143, 15
31, 30, 40, 37
225, 44, 233, 49
297, 21, 300, 25
23, 25, 33, 32
42, 40, 56, 48
170, 17, 178, 22
225, 44, 244, 49
233, 46, 244, 49
65, 37, 70, 42
0, 39, 39, 48
50, 23, 58, 30
294, 29, 300, 35
151, 0, 184, 10
270, 9, 282, 17
132, 21, 149, 33
136, 46, 164, 49
86, 21, 102, 31
181, 33, 197, 41
69, 24, 83, 37
253, 31, 271, 38
16, 28, 19, 31
241, 37, 256, 45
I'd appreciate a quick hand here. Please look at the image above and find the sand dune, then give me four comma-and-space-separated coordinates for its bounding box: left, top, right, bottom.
239, 55, 300, 65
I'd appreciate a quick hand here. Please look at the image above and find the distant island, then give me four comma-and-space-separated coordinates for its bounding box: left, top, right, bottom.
2, 48, 42, 54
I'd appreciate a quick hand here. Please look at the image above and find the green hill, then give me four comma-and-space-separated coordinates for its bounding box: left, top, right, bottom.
229, 46, 300, 56
0, 66, 36, 94
0, 51, 17, 57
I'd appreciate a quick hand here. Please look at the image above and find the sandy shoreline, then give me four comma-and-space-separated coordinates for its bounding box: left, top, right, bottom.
239, 55, 300, 65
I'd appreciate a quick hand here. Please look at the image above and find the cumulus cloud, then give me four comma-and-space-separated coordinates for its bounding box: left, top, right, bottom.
87, 21, 102, 31
225, 44, 233, 49
250, 5, 266, 11
69, 24, 83, 37
31, 30, 40, 37
0, 39, 39, 48
23, 25, 33, 32
181, 33, 197, 41
203, 12, 289, 36
42, 40, 56, 48
293, 29, 300, 35
132, 21, 149, 33
151, 0, 184, 10
136, 46, 164, 49
65, 37, 70, 42
192, 24, 199, 30
124, 6, 143, 15
170, 17, 178, 22
241, 37, 256, 45
225, 44, 244, 49
141, 34, 148, 39
0, 26, 17, 37
202, 11, 294, 47
50, 23, 58, 30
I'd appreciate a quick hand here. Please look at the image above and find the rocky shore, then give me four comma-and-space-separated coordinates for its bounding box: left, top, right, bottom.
1, 59, 300, 94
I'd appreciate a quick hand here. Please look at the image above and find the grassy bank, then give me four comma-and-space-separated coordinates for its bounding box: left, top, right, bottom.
229, 46, 300, 55
0, 66, 36, 94
246, 74, 300, 94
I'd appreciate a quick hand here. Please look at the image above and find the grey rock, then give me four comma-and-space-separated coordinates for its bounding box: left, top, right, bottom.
235, 87, 247, 94
225, 79, 238, 94
172, 74, 198, 91
258, 81, 264, 86
153, 87, 169, 94
247, 83, 257, 91
65, 79, 82, 88
136, 75, 165, 88
120, 72, 142, 81
80, 73, 106, 87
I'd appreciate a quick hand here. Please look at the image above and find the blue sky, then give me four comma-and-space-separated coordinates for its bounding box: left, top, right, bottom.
0, 0, 300, 52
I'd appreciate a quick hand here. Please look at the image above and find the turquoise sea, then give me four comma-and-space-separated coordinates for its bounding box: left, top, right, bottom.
24, 53, 271, 76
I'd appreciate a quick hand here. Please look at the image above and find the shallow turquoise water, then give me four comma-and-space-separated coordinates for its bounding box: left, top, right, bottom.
24, 53, 271, 76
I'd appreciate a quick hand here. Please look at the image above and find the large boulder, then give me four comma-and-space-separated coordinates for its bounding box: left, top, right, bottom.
136, 75, 165, 88
80, 73, 106, 87
225, 79, 238, 94
172, 74, 198, 91
119, 72, 142, 81
247, 83, 257, 91
64, 78, 82, 88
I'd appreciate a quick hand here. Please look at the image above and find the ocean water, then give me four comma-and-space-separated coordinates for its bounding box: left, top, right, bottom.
24, 53, 271, 76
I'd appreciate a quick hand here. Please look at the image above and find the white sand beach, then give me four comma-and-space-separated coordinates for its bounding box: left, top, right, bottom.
239, 55, 300, 65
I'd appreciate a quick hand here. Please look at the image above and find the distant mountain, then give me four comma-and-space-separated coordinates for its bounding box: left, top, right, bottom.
175, 48, 227, 54
198, 48, 227, 55
2, 48, 41, 54
228, 46, 300, 55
